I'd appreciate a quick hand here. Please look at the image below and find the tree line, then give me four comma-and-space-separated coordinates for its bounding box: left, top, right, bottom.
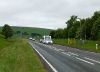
0, 24, 42, 39
50, 11, 100, 40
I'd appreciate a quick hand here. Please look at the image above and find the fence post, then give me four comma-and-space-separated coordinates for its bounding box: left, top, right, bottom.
96, 44, 98, 50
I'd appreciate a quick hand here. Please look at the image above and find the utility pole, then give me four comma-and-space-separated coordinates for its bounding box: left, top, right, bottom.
85, 19, 86, 41
77, 18, 81, 40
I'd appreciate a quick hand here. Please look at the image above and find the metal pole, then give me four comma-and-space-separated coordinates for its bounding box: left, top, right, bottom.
68, 29, 69, 44
77, 18, 81, 40
85, 20, 86, 41
80, 19, 81, 40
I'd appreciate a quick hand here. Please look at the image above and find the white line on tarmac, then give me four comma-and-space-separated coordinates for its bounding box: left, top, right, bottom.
62, 52, 71, 56
29, 42, 58, 72
76, 57, 94, 65
54, 48, 60, 51
40, 43, 60, 52
38, 43, 66, 53
84, 57, 100, 64
68, 52, 79, 56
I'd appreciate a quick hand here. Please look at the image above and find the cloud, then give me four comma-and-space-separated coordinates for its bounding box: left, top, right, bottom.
0, 0, 100, 29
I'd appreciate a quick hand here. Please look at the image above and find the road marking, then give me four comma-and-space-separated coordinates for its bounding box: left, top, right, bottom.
62, 52, 71, 56
29, 42, 58, 72
38, 43, 59, 52
38, 43, 66, 53
54, 48, 60, 51
76, 57, 94, 65
43, 45, 65, 52
40, 43, 60, 52
57, 49, 64, 51
68, 52, 79, 56
84, 57, 100, 64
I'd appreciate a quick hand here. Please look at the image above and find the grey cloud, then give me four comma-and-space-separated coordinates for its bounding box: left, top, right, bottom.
0, 0, 100, 29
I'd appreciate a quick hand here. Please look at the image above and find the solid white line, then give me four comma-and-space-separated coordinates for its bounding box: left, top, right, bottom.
76, 57, 94, 65
84, 57, 100, 64
29, 42, 58, 72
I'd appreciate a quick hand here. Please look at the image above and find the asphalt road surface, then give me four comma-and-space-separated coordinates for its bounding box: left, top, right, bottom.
29, 40, 100, 72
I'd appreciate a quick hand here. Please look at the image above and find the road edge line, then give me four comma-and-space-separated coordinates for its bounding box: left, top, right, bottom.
29, 42, 58, 72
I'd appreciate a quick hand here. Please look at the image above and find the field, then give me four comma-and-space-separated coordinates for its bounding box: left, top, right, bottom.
0, 35, 46, 72
53, 39, 100, 53
0, 26, 52, 36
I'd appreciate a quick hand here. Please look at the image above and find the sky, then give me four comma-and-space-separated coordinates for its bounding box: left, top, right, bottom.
0, 0, 100, 29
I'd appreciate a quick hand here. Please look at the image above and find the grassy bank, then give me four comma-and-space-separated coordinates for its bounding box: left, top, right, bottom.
0, 36, 46, 72
0, 35, 11, 49
53, 39, 100, 53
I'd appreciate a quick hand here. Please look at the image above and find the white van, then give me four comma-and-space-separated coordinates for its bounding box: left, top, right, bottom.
42, 35, 53, 44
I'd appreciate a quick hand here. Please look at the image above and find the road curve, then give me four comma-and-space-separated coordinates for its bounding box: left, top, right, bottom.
29, 40, 100, 72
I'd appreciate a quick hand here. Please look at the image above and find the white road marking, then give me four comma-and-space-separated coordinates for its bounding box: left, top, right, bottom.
40, 43, 60, 52
54, 48, 60, 51
62, 52, 71, 56
57, 49, 65, 51
38, 43, 67, 53
84, 57, 100, 64
29, 42, 58, 72
68, 52, 79, 56
76, 57, 94, 65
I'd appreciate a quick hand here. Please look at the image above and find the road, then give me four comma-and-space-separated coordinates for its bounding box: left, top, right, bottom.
29, 40, 100, 72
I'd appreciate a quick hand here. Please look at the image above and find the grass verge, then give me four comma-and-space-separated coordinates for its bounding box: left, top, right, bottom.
0, 36, 46, 72
53, 39, 100, 53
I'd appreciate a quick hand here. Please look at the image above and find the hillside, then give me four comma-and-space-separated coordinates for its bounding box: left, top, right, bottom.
0, 26, 52, 36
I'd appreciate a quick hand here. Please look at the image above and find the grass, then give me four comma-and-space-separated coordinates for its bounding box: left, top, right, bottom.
53, 39, 100, 53
53, 39, 68, 46
0, 35, 11, 49
0, 36, 46, 72
0, 26, 52, 36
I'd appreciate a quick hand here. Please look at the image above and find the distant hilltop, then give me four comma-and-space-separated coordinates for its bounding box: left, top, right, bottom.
0, 26, 52, 36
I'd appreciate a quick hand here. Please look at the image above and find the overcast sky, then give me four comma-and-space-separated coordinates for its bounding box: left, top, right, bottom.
0, 0, 100, 29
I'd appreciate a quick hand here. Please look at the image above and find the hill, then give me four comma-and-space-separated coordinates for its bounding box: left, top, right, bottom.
0, 26, 52, 36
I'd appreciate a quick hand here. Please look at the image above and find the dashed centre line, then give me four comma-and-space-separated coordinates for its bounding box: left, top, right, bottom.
76, 57, 95, 65
37, 42, 97, 66
84, 57, 100, 64
62, 52, 71, 56
68, 52, 79, 56
39, 43, 80, 57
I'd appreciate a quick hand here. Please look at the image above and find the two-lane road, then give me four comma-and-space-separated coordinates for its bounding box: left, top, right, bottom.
29, 40, 100, 72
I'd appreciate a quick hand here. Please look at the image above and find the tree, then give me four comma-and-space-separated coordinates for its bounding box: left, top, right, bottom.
66, 15, 77, 29
50, 30, 56, 38
31, 33, 41, 37
49, 11, 100, 40
66, 15, 80, 38
68, 27, 76, 38
63, 28, 68, 38
2, 24, 13, 39
22, 32, 29, 35
91, 11, 100, 23
91, 17, 100, 40
50, 29, 65, 39
16, 31, 21, 34
54, 29, 64, 38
